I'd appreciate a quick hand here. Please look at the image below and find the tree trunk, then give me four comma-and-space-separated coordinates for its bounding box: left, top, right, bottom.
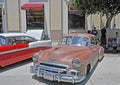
105, 14, 113, 29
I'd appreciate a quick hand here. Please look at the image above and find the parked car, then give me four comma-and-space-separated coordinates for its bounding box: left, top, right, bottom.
30, 33, 104, 83
0, 30, 52, 67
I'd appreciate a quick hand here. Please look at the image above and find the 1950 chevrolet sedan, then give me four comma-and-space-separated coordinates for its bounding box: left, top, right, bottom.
30, 33, 104, 83
0, 30, 51, 67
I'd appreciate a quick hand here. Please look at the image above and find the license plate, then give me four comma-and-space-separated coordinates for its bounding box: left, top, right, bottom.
43, 72, 53, 81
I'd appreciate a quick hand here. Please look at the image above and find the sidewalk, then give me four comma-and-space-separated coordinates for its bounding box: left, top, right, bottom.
86, 53, 120, 85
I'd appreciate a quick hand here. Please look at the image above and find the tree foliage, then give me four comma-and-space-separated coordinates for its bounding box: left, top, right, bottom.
70, 0, 120, 29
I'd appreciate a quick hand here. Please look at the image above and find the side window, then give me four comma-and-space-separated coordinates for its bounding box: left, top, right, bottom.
24, 36, 36, 43
15, 36, 36, 44
91, 39, 94, 44
14, 36, 25, 44
41, 31, 49, 40
7, 36, 36, 45
91, 37, 97, 45
7, 37, 16, 45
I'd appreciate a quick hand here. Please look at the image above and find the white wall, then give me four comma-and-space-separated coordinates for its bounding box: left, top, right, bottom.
6, 0, 20, 32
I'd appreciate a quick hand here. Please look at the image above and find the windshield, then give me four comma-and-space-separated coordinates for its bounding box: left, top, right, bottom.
59, 36, 89, 46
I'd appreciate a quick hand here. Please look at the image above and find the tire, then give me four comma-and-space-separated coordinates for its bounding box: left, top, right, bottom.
86, 64, 91, 75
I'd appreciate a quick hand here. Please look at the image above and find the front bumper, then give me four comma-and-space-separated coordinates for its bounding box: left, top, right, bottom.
30, 63, 85, 83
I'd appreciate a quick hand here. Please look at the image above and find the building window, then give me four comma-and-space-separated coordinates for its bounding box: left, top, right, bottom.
68, 12, 85, 29
68, 4, 85, 30
26, 9, 44, 29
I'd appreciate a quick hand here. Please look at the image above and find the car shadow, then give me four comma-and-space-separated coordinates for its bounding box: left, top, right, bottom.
32, 61, 99, 85
105, 49, 120, 54
0, 59, 32, 73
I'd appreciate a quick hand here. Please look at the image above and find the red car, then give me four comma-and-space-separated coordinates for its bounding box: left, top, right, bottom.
30, 33, 104, 83
0, 30, 52, 67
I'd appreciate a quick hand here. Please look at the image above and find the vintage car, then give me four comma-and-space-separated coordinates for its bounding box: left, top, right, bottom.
30, 33, 104, 83
0, 30, 52, 67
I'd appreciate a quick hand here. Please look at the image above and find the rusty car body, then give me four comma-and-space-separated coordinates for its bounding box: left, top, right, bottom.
30, 33, 104, 83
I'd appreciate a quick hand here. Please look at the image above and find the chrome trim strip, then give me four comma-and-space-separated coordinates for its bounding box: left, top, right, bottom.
0, 45, 46, 55
0, 47, 30, 55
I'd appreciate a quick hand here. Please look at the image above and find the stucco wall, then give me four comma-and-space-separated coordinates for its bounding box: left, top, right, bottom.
91, 14, 101, 30
91, 14, 120, 30
6, 0, 20, 32
50, 0, 62, 42
50, 0, 62, 30
113, 14, 120, 29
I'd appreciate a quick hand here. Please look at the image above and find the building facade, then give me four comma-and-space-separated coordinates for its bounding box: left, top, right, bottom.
1, 0, 120, 42
0, 0, 6, 33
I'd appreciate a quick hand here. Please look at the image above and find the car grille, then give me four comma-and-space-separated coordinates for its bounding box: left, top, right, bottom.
39, 62, 69, 74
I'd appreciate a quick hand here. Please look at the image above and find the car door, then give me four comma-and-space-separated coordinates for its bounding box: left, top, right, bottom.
13, 35, 51, 58
9, 36, 35, 65
8, 35, 51, 66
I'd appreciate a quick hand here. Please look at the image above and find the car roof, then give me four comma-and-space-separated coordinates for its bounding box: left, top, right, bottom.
0, 33, 29, 37
63, 33, 95, 38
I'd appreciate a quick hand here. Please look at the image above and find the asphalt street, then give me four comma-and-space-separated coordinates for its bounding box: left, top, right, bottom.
0, 53, 120, 85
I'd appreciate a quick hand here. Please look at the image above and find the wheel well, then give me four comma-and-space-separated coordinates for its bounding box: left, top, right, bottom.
86, 64, 91, 75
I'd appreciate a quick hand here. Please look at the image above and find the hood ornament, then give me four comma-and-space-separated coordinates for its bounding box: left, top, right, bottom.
49, 57, 56, 61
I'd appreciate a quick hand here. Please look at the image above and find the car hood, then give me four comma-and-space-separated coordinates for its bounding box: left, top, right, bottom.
38, 45, 93, 67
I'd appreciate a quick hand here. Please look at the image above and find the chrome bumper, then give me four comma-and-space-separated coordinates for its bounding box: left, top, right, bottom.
30, 63, 85, 83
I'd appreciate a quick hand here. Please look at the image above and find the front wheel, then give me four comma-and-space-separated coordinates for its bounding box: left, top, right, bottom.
86, 64, 91, 75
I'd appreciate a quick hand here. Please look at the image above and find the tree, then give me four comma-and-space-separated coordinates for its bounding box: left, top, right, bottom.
70, 0, 120, 29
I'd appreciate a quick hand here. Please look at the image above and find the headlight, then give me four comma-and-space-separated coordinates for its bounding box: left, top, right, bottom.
72, 59, 81, 67
32, 53, 39, 63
